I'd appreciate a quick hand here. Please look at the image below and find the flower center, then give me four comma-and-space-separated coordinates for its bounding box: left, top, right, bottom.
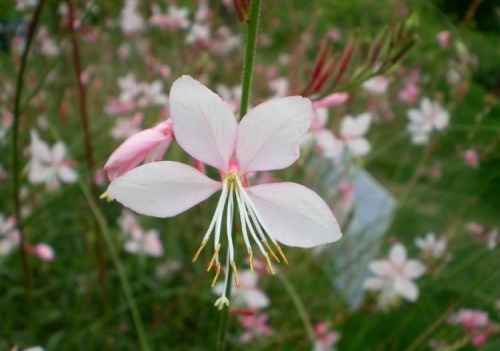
191, 169, 289, 308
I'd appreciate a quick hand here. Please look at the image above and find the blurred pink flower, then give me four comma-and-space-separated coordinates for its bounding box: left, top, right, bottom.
239, 313, 273, 343
407, 98, 449, 145
32, 243, 56, 262
463, 148, 479, 168
364, 243, 426, 309
313, 323, 341, 351
437, 30, 452, 49
466, 222, 484, 236
362, 76, 390, 95
338, 113, 373, 156
0, 215, 20, 257
106, 76, 342, 307
110, 113, 143, 140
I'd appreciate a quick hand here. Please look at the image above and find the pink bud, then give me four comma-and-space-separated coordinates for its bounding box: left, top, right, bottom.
34, 243, 55, 262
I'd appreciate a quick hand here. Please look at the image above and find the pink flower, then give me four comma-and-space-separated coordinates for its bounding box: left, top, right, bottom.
414, 232, 448, 259
0, 215, 20, 257
362, 76, 390, 95
239, 313, 273, 343
124, 228, 163, 257
104, 99, 137, 115
104, 119, 174, 181
338, 113, 373, 157
467, 222, 484, 236
110, 113, 143, 140
437, 30, 452, 49
463, 148, 479, 168
363, 243, 426, 309
32, 243, 55, 262
106, 76, 342, 307
407, 98, 450, 145
313, 323, 341, 351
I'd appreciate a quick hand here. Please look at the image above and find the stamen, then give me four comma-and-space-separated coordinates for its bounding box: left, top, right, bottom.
248, 247, 254, 275
262, 239, 280, 263
207, 243, 221, 272
273, 241, 289, 265
211, 263, 221, 287
230, 261, 240, 288
99, 191, 113, 202
192, 239, 208, 262
226, 183, 235, 261
263, 253, 276, 275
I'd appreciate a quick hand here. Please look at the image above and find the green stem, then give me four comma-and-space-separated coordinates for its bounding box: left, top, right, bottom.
10, 0, 46, 313
238, 0, 262, 120
276, 271, 316, 344
214, 1, 262, 348
79, 184, 150, 351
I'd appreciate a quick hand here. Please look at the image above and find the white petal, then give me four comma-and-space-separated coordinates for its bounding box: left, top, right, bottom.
368, 260, 394, 277
246, 182, 341, 247
51, 142, 67, 162
346, 138, 371, 156
315, 130, 343, 159
241, 289, 270, 309
395, 278, 419, 302
340, 113, 372, 138
403, 260, 426, 279
107, 161, 222, 218
30, 129, 51, 162
236, 97, 311, 173
29, 161, 52, 183
363, 277, 384, 290
58, 166, 78, 183
389, 244, 407, 266
169, 75, 237, 171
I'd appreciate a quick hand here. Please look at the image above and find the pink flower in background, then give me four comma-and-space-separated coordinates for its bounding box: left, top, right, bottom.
466, 222, 484, 236
0, 215, 20, 257
150, 4, 190, 30
104, 119, 174, 181
217, 84, 242, 114
104, 99, 137, 115
186, 24, 210, 45
124, 228, 163, 257
120, 0, 145, 34
110, 112, 143, 140
449, 309, 492, 347
463, 148, 479, 168
437, 30, 452, 49
239, 313, 273, 343
427, 162, 442, 180
106, 76, 342, 308
28, 130, 78, 190
302, 107, 343, 160
138, 81, 168, 107
398, 82, 420, 104
30, 243, 56, 262
313, 323, 341, 351
362, 76, 390, 95
363, 243, 426, 309
213, 269, 270, 309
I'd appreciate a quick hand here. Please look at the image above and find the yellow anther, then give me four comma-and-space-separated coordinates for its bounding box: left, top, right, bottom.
230, 261, 240, 288
248, 247, 255, 275
192, 239, 208, 262
207, 243, 221, 272
211, 263, 221, 287
99, 191, 113, 202
263, 253, 276, 275
273, 241, 289, 265
262, 240, 280, 263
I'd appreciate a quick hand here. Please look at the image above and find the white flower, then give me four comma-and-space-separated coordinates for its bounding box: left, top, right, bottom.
407, 98, 449, 145
338, 112, 372, 156
364, 243, 426, 309
415, 232, 448, 258
0, 215, 20, 257
28, 130, 78, 190
362, 76, 390, 95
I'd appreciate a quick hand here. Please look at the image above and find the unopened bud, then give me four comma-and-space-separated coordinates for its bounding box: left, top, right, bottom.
234, 0, 251, 22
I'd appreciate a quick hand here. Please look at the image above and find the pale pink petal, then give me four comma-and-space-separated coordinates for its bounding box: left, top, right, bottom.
104, 125, 173, 181
107, 161, 222, 217
169, 75, 237, 171
51, 142, 67, 163
312, 92, 349, 109
394, 278, 419, 301
363, 277, 384, 290
403, 260, 426, 279
346, 138, 371, 156
420, 98, 433, 115
434, 110, 449, 130
29, 161, 52, 183
368, 260, 394, 276
340, 113, 372, 138
236, 97, 311, 173
241, 289, 270, 309
389, 244, 407, 266
30, 129, 51, 162
315, 130, 343, 159
407, 109, 424, 124
58, 165, 78, 183
238, 270, 258, 288
246, 182, 341, 247
124, 240, 139, 254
